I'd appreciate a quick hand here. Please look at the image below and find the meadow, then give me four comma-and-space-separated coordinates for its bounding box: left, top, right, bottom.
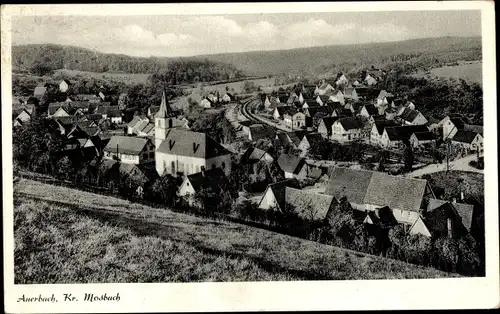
54, 69, 151, 84
13, 179, 457, 284
413, 61, 482, 85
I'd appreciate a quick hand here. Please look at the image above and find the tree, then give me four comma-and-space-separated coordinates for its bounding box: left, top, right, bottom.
151, 174, 178, 206
30, 61, 54, 76
56, 156, 73, 181
118, 93, 130, 111
402, 141, 414, 172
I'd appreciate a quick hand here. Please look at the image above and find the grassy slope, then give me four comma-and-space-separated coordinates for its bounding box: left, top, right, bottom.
13, 179, 457, 283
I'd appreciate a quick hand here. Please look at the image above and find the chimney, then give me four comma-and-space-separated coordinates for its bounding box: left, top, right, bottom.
447, 218, 453, 238
201, 166, 206, 177
452, 198, 457, 204
461, 191, 464, 201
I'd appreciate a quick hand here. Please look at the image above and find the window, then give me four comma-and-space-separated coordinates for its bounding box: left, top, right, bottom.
149, 152, 154, 159
171, 161, 175, 174
168, 119, 173, 128
221, 162, 226, 170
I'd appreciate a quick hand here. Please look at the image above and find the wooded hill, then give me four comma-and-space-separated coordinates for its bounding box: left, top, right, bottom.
12, 36, 481, 79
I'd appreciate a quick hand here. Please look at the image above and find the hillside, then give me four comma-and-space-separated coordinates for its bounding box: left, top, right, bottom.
12, 36, 481, 78
13, 179, 457, 283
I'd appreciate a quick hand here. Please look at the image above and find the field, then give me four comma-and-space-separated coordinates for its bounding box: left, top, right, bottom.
54, 69, 151, 84
414, 61, 482, 85
13, 179, 457, 283
185, 77, 276, 95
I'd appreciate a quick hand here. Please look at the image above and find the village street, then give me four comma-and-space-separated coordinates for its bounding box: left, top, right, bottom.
407, 154, 483, 177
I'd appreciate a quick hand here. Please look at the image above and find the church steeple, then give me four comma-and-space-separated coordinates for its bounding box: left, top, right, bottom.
155, 87, 172, 118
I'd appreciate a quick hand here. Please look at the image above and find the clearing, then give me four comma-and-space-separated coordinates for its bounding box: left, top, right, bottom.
413, 61, 482, 85
13, 179, 457, 283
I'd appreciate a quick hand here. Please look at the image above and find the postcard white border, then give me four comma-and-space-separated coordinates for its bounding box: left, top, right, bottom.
2, 2, 498, 312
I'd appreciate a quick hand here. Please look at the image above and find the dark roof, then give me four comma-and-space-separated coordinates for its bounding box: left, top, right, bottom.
239, 120, 255, 127
287, 130, 309, 146
452, 130, 480, 144
155, 88, 176, 118
317, 95, 330, 102
464, 124, 483, 135
103, 136, 151, 155
34, 86, 47, 97
157, 129, 232, 159
398, 108, 421, 122
303, 133, 324, 149
127, 116, 148, 128
306, 167, 323, 180
277, 154, 306, 174
333, 108, 354, 117
284, 188, 337, 221
307, 105, 333, 118
421, 201, 468, 238
96, 105, 122, 117
263, 179, 302, 210
326, 167, 427, 212
449, 117, 466, 129
276, 106, 298, 116
384, 125, 429, 141
427, 199, 474, 231
412, 131, 435, 141
337, 117, 363, 130
320, 117, 339, 130
364, 206, 398, 227
186, 167, 227, 192
363, 104, 378, 116
377, 90, 393, 100
249, 125, 276, 141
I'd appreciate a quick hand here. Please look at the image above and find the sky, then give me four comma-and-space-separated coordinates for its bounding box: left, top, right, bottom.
12, 11, 481, 58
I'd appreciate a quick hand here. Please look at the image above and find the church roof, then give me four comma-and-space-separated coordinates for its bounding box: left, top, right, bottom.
156, 129, 232, 159
155, 88, 175, 118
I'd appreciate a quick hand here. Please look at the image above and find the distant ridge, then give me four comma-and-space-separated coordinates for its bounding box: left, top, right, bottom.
12, 36, 481, 77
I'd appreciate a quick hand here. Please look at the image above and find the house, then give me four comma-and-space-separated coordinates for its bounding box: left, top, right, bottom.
277, 154, 308, 179
276, 94, 288, 104
364, 74, 377, 86
409, 200, 470, 239
335, 73, 349, 87
302, 99, 318, 110
96, 106, 123, 123
248, 124, 276, 141
222, 93, 234, 102
379, 125, 429, 148
464, 123, 483, 135
325, 167, 435, 226
343, 87, 359, 102
396, 107, 428, 125
286, 92, 298, 105
240, 146, 274, 164
370, 120, 399, 146
273, 106, 296, 120
298, 92, 305, 104
13, 107, 33, 127
376, 90, 394, 107
360, 104, 379, 119
352, 79, 361, 87
74, 94, 102, 103
103, 136, 155, 164
273, 131, 308, 149
328, 90, 345, 105
178, 167, 229, 203
310, 106, 334, 126
47, 103, 71, 118
409, 131, 436, 148
127, 116, 150, 135
331, 117, 364, 143
257, 179, 302, 210
316, 82, 335, 95
156, 129, 232, 177
59, 79, 71, 93
368, 114, 386, 125
284, 111, 307, 130
442, 116, 466, 140
147, 106, 160, 119
316, 95, 330, 106
318, 117, 339, 138
200, 98, 213, 108
451, 130, 483, 152
298, 133, 323, 156
33, 83, 48, 100
331, 108, 353, 118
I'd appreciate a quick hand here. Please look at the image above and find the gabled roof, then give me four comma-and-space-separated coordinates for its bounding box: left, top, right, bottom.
96, 105, 121, 117
103, 136, 151, 155
262, 179, 301, 210
157, 129, 232, 159
284, 187, 337, 221
319, 117, 340, 130
127, 115, 148, 128
287, 130, 309, 146
186, 167, 227, 192
318, 82, 334, 90
344, 87, 356, 97
398, 108, 421, 122
333, 108, 354, 118
239, 120, 255, 127
302, 133, 324, 149
464, 124, 483, 135
307, 105, 333, 118
384, 125, 429, 142
336, 117, 363, 130
364, 206, 398, 227
276, 106, 298, 117
249, 124, 276, 141
325, 167, 428, 212
317, 95, 330, 102
412, 131, 435, 141
277, 154, 306, 174
34, 86, 47, 97
363, 104, 378, 116
449, 117, 466, 129
427, 199, 474, 231
452, 130, 480, 144
377, 90, 394, 100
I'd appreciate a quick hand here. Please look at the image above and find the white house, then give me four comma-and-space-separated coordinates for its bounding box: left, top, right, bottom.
222, 93, 234, 102
330, 117, 364, 143
200, 98, 213, 108
396, 108, 428, 126
409, 131, 436, 148
442, 116, 466, 140
103, 136, 155, 165
178, 167, 227, 198
376, 90, 394, 107
451, 130, 483, 152
316, 82, 335, 95
13, 108, 33, 127
59, 79, 71, 93
328, 90, 345, 105
335, 74, 349, 87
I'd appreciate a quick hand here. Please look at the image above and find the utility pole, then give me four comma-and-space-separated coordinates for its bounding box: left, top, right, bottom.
446, 140, 450, 173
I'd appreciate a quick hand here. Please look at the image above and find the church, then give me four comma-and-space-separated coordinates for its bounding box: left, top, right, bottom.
154, 88, 232, 177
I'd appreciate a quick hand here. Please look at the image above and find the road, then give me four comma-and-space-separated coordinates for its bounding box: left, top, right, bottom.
240, 95, 293, 132
407, 154, 483, 177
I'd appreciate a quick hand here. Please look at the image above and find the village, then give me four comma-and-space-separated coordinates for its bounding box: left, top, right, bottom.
12, 67, 485, 275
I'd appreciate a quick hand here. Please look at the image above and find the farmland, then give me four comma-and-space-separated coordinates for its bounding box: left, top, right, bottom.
13, 179, 457, 283
413, 61, 482, 85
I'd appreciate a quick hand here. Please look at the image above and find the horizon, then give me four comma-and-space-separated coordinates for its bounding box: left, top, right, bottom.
12, 11, 481, 58
12, 35, 481, 60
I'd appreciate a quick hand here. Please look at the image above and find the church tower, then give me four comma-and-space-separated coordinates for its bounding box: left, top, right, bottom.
155, 88, 174, 148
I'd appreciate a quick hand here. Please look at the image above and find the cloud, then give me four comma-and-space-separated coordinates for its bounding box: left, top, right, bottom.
11, 16, 418, 57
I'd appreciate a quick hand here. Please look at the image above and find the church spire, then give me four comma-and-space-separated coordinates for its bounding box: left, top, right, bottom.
155, 87, 172, 118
